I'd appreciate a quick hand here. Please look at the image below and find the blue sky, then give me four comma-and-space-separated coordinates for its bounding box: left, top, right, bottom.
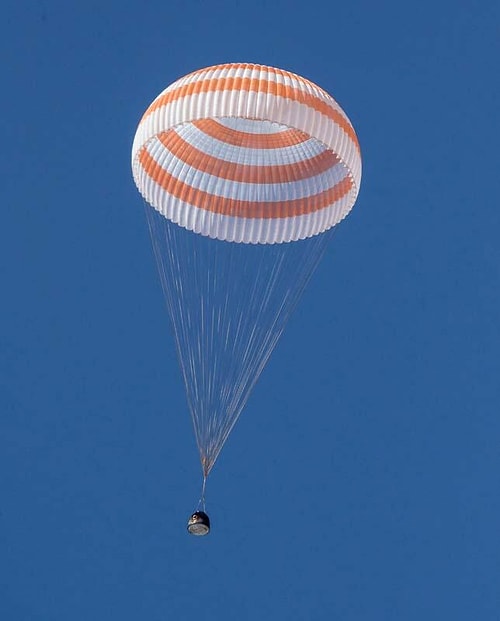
2, 1, 499, 619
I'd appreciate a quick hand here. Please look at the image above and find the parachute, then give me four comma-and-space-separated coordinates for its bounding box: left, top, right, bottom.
132, 63, 361, 523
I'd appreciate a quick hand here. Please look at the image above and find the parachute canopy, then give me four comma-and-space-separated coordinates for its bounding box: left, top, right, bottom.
132, 63, 361, 244
132, 63, 361, 479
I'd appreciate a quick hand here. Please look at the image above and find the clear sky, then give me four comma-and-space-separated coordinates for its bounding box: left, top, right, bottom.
2, 1, 499, 619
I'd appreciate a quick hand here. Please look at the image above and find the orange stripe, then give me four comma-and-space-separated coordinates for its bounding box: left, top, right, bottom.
191, 63, 329, 98
158, 129, 340, 184
139, 147, 353, 219
170, 63, 332, 105
142, 70, 360, 152
191, 119, 310, 149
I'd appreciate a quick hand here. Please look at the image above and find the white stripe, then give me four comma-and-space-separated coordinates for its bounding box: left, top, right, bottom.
215, 117, 287, 134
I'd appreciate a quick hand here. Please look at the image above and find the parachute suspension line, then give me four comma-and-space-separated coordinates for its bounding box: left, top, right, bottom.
196, 475, 207, 512
145, 203, 335, 477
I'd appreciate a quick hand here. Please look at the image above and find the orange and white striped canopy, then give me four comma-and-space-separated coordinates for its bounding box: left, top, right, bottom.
132, 63, 361, 243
